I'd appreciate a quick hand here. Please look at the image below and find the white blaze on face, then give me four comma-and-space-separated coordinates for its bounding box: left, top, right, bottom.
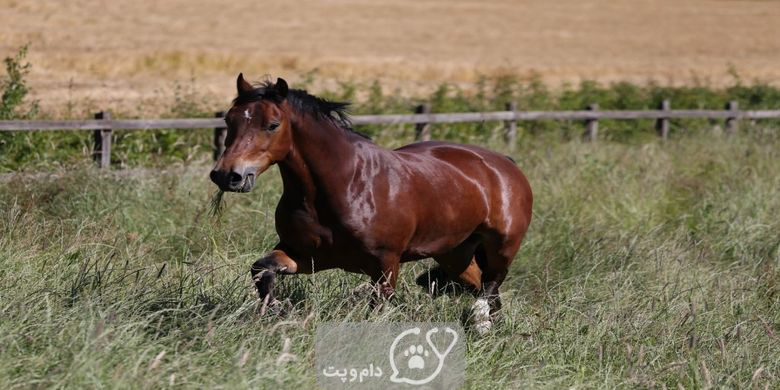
243, 109, 252, 120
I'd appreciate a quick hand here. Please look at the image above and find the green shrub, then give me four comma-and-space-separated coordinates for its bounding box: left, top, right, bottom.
0, 44, 39, 120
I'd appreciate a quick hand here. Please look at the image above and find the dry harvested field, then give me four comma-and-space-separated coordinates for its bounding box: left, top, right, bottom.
2, 0, 780, 113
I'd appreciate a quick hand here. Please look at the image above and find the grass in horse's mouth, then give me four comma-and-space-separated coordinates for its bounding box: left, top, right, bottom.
209, 189, 225, 218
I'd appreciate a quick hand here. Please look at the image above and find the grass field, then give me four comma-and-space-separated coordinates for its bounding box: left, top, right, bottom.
3, 1, 779, 388
1, 128, 778, 388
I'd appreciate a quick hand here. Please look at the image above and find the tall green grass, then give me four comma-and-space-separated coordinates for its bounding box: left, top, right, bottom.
1, 128, 778, 388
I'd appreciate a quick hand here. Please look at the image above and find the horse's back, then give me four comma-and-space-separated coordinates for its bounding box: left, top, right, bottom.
393, 141, 533, 246
394, 141, 531, 198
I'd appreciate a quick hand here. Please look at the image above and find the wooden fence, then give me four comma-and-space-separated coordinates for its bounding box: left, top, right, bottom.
1, 100, 779, 168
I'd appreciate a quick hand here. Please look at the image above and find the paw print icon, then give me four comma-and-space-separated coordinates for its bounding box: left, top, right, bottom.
404, 345, 429, 369
389, 327, 458, 385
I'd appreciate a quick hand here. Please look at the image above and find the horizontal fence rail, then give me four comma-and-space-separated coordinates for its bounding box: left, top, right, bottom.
2, 110, 780, 131
0, 118, 226, 131
1, 101, 778, 168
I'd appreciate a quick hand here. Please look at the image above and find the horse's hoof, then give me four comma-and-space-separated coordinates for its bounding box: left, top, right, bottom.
470, 298, 492, 336
258, 297, 283, 315
351, 282, 380, 297
474, 320, 492, 336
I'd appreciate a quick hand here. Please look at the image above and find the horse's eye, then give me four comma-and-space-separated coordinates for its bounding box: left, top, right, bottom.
267, 122, 280, 131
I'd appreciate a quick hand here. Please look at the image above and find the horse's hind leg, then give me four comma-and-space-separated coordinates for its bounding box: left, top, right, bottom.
427, 254, 482, 294
417, 237, 482, 295
471, 236, 522, 334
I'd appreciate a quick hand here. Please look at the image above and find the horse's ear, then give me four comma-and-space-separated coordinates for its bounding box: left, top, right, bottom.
237, 73, 253, 94
275, 78, 289, 100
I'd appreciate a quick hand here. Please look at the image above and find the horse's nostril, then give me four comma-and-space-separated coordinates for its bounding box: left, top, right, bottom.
228, 171, 243, 185
209, 170, 220, 184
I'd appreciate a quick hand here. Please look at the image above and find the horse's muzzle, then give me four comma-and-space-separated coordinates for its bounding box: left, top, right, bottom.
210, 168, 256, 192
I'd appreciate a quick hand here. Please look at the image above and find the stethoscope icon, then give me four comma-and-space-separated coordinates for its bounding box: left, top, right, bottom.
388, 326, 458, 385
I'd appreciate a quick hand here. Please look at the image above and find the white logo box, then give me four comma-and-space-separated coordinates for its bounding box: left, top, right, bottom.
315, 322, 466, 390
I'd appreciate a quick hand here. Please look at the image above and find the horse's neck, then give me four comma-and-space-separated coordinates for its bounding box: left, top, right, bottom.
279, 116, 362, 212
278, 147, 317, 209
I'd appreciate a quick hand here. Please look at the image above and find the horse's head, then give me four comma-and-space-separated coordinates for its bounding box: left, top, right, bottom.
210, 74, 293, 192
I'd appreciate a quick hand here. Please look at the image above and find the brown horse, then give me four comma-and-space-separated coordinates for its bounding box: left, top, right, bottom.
210, 74, 533, 333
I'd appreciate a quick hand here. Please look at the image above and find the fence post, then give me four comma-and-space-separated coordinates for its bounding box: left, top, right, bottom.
93, 111, 112, 169
504, 101, 517, 151
584, 103, 599, 142
656, 99, 670, 140
214, 111, 226, 161
415, 103, 431, 141
725, 100, 739, 134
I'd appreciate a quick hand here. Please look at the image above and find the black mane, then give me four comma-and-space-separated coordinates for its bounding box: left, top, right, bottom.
233, 81, 364, 137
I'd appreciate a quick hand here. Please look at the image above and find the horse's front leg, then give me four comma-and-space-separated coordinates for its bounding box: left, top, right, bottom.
369, 253, 400, 300
250, 247, 308, 305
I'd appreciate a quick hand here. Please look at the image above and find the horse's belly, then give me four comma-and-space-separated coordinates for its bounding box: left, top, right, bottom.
404, 199, 487, 257
405, 232, 474, 258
